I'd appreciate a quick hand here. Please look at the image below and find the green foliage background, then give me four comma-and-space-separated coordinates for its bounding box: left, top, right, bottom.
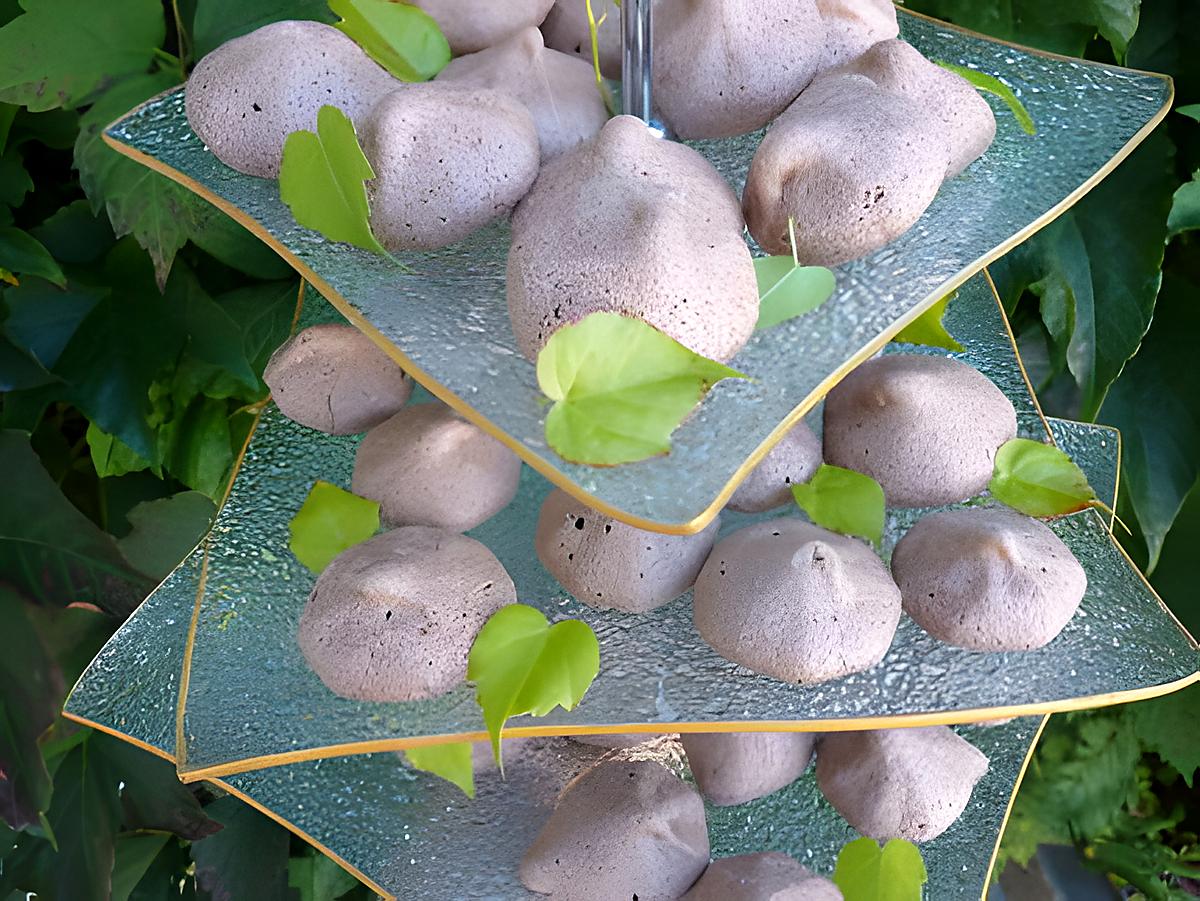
0, 0, 1197, 897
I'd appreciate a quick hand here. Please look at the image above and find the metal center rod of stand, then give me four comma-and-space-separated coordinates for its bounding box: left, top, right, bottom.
621, 0, 654, 124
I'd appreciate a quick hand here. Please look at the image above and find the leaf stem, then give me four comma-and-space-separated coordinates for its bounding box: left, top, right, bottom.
170, 0, 189, 76
788, 216, 799, 268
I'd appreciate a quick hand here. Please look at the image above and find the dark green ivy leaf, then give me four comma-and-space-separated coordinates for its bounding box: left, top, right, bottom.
117, 491, 215, 581
1129, 684, 1200, 787
75, 71, 200, 288
191, 795, 291, 901
1101, 275, 1200, 571
991, 130, 1175, 421
0, 0, 166, 111
92, 734, 222, 840
0, 587, 59, 830
0, 226, 66, 287
191, 0, 335, 60
288, 851, 362, 901
0, 429, 149, 607
111, 834, 172, 901
41, 736, 124, 901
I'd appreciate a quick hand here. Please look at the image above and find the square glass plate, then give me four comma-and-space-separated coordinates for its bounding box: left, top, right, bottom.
167, 272, 1198, 781
64, 556, 1044, 901
101, 11, 1173, 535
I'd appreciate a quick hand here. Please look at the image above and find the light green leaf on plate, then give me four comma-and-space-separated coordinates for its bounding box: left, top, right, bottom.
331, 0, 451, 82
538, 312, 747, 466
468, 604, 600, 764
791, 464, 885, 546
892, 291, 963, 352
936, 61, 1036, 135
288, 480, 380, 574
989, 437, 1099, 518
279, 104, 388, 256
833, 837, 927, 901
755, 256, 836, 330
403, 742, 475, 798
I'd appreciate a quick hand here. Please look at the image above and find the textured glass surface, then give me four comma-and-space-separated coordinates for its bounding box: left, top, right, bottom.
225, 721, 1038, 900
176, 276, 1197, 777
104, 12, 1172, 532
64, 538, 1042, 899
64, 553, 200, 754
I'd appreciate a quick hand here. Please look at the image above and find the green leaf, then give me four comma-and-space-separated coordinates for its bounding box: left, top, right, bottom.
403, 742, 475, 798
112, 834, 172, 901
43, 737, 123, 901
1100, 275, 1200, 571
538, 312, 747, 466
754, 256, 836, 330
288, 480, 381, 573
117, 491, 216, 580
75, 71, 199, 288
935, 62, 1036, 134
989, 438, 1099, 518
833, 837, 928, 901
31, 199, 116, 265
0, 430, 149, 607
791, 464, 885, 545
330, 0, 450, 82
1178, 104, 1200, 122
154, 393, 236, 499
1130, 684, 1200, 787
0, 146, 32, 207
191, 0, 336, 60
88, 421, 155, 479
288, 852, 361, 901
0, 588, 57, 830
191, 796, 290, 901
213, 280, 301, 383
892, 292, 964, 352
189, 202, 292, 280
0, 0, 166, 111
903, 0, 1141, 60
0, 226, 65, 287
279, 104, 388, 256
92, 733, 222, 840
1000, 710, 1140, 868
1, 279, 99, 368
990, 131, 1175, 420
467, 604, 600, 762
1167, 171, 1200, 239
0, 102, 14, 151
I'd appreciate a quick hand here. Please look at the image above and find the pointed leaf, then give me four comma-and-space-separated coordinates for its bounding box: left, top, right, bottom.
791, 464, 885, 545
538, 312, 747, 466
0, 227, 66, 287
892, 292, 964, 352
289, 480, 380, 574
1177, 104, 1200, 122
43, 738, 123, 901
468, 604, 600, 761
279, 104, 387, 255
404, 742, 475, 798
935, 62, 1036, 134
288, 851, 361, 901
0, 0, 165, 111
191, 796, 290, 901
112, 834, 172, 901
989, 438, 1098, 518
754, 256, 836, 330
833, 837, 927, 901
331, 0, 450, 82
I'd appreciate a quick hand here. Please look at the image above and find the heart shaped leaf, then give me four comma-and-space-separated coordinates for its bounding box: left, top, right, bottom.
279, 104, 387, 256
330, 0, 450, 82
403, 742, 475, 799
892, 291, 963, 352
288, 480, 380, 574
538, 312, 747, 466
834, 838, 927, 901
792, 464, 886, 546
468, 604, 600, 764
755, 256, 836, 330
989, 437, 1099, 518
